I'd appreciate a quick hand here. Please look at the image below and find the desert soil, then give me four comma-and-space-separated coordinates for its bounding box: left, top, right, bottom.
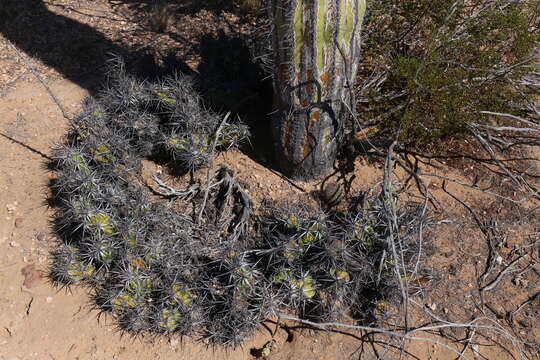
1, 1, 539, 360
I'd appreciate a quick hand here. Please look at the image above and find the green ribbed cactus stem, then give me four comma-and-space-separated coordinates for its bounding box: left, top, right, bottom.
269, 0, 367, 179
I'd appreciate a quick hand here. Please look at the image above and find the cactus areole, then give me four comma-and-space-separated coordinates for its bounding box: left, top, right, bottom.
269, 0, 367, 179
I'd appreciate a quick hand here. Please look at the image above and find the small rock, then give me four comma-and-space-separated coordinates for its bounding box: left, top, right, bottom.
169, 338, 179, 348
426, 303, 437, 311
513, 277, 529, 288
46, 297, 53, 304
14, 217, 23, 228
21, 264, 43, 288
6, 203, 17, 213
321, 182, 344, 207
443, 307, 449, 314
495, 255, 503, 265
518, 320, 530, 328
9, 241, 18, 247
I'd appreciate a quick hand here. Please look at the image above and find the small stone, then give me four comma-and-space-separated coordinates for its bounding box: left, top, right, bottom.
321, 182, 344, 207
495, 255, 503, 265
14, 217, 23, 228
46, 297, 53, 304
513, 277, 529, 288
169, 338, 179, 348
6, 203, 17, 213
21, 264, 43, 288
427, 303, 437, 311
443, 308, 449, 314
9, 241, 18, 247
518, 320, 530, 328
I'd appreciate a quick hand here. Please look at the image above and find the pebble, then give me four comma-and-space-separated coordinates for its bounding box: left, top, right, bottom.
170, 338, 179, 348
14, 217, 24, 228
321, 182, 344, 207
9, 241, 18, 247
46, 297, 53, 304
495, 255, 503, 265
427, 303, 437, 311
21, 264, 43, 288
513, 277, 529, 288
6, 202, 17, 213
518, 319, 530, 328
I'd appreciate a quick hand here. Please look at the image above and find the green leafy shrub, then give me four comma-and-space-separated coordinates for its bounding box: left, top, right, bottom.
358, 0, 539, 148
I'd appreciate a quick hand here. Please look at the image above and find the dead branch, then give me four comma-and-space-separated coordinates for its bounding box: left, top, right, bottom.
198, 112, 230, 224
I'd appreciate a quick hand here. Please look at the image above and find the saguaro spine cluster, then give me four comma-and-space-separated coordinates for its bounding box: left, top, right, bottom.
269, 0, 367, 179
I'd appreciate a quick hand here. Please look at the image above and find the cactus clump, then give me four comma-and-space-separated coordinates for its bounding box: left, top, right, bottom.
50, 56, 428, 347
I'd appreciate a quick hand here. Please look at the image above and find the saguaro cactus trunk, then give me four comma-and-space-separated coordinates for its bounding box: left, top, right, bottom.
269, 0, 367, 180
